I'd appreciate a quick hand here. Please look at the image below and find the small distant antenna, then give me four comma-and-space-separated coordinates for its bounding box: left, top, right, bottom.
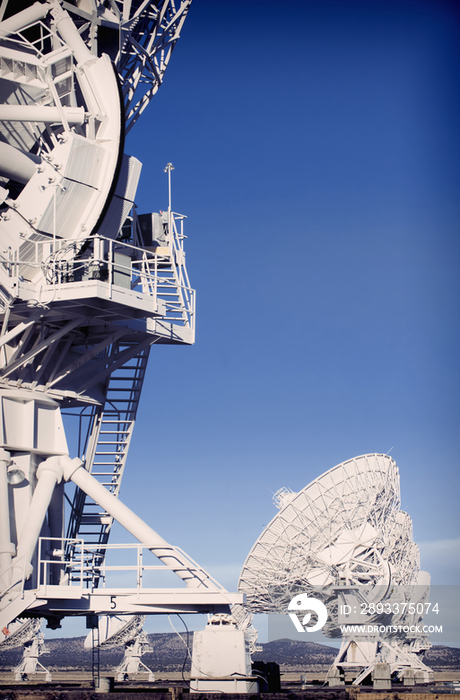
164, 162, 174, 211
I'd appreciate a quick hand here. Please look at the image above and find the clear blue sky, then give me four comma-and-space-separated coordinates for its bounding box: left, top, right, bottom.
55, 0, 460, 639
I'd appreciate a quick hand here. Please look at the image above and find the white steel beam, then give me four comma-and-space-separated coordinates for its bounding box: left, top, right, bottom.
0, 105, 86, 125
64, 459, 220, 591
14, 457, 69, 582
0, 318, 82, 378
0, 2, 51, 38
24, 587, 244, 617
0, 449, 13, 588
46, 327, 128, 389
0, 313, 44, 349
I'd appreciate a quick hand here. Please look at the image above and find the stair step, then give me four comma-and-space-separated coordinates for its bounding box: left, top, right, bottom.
109, 376, 145, 380
80, 515, 112, 524
97, 442, 128, 445
92, 463, 123, 467
99, 419, 135, 423
93, 472, 120, 483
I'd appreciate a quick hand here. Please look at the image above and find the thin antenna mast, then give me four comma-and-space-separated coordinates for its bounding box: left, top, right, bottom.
164, 162, 175, 211
164, 162, 175, 240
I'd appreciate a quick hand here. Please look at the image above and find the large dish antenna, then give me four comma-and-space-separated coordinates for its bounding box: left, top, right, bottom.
0, 2, 255, 691
0, 0, 244, 647
240, 454, 410, 609
239, 454, 433, 683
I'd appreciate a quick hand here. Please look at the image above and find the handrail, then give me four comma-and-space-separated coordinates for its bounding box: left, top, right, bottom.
1, 214, 195, 333
37, 537, 223, 592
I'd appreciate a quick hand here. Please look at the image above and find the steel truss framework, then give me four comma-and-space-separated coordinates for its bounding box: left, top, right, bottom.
0, 0, 192, 136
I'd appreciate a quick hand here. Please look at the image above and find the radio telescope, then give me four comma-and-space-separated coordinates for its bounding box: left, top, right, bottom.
239, 454, 433, 683
0, 1, 248, 678
0, 617, 52, 681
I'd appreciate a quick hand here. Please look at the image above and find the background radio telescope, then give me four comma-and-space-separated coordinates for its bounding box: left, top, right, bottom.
84, 615, 155, 682
0, 617, 51, 681
239, 454, 433, 683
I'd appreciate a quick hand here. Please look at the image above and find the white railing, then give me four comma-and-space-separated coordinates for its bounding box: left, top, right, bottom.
37, 538, 225, 593
0, 215, 195, 333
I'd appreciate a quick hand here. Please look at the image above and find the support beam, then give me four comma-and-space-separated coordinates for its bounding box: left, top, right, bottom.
0, 449, 13, 589
0, 318, 82, 378
0, 312, 44, 349
0, 106, 86, 124
64, 459, 220, 591
47, 327, 128, 389
0, 2, 51, 38
14, 457, 79, 583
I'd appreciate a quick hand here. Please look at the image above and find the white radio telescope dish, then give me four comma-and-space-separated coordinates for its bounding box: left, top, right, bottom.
239, 454, 416, 610
239, 454, 433, 683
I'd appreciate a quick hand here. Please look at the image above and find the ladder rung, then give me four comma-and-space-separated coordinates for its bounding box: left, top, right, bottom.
106, 388, 140, 392
109, 375, 144, 380
80, 516, 112, 524
97, 442, 128, 446
99, 433, 130, 437
97, 440, 128, 443
99, 420, 134, 423
99, 429, 131, 432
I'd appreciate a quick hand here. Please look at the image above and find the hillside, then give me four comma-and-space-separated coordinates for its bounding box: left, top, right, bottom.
0, 634, 458, 672
0, 634, 336, 671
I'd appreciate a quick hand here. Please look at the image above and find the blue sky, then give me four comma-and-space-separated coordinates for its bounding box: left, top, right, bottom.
53, 0, 460, 640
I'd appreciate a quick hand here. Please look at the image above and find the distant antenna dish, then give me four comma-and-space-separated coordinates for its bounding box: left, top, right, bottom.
0, 618, 42, 650
84, 615, 145, 650
239, 454, 412, 609
239, 454, 433, 683
84, 615, 155, 682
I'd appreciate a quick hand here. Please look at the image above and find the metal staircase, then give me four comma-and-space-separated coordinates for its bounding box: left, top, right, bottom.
132, 210, 195, 344
65, 344, 150, 585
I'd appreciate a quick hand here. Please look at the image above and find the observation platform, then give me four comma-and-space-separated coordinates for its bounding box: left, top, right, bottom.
10, 278, 166, 324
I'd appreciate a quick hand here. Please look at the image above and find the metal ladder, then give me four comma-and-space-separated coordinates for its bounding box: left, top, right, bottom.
91, 621, 100, 689
66, 342, 151, 584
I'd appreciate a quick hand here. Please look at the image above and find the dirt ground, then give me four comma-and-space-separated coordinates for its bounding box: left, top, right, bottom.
0, 668, 459, 688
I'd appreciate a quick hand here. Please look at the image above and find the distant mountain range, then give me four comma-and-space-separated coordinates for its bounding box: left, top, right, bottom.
0, 634, 459, 672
